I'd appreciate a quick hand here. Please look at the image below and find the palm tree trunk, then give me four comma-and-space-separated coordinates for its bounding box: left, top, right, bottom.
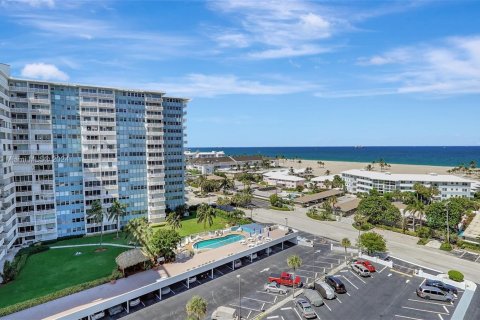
116, 216, 120, 239
100, 220, 104, 246
292, 270, 296, 302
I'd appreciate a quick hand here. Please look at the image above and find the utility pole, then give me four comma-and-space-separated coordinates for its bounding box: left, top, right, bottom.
446, 202, 450, 244
237, 274, 241, 319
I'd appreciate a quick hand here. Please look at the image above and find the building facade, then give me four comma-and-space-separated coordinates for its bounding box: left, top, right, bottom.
0, 63, 187, 259
185, 150, 225, 160
342, 169, 474, 199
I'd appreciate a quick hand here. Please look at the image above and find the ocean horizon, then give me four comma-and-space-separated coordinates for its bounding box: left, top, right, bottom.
188, 146, 480, 167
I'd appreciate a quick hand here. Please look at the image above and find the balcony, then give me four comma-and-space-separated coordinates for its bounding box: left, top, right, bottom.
10, 97, 29, 103
145, 97, 162, 103
9, 86, 28, 92
29, 98, 50, 104
11, 118, 28, 124
29, 88, 49, 94
79, 101, 98, 107
30, 119, 52, 124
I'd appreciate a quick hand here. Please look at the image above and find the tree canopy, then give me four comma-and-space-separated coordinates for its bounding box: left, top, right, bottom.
358, 232, 387, 254
357, 194, 401, 226
149, 228, 182, 262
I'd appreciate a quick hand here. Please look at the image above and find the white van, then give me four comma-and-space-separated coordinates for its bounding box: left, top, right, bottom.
211, 306, 239, 320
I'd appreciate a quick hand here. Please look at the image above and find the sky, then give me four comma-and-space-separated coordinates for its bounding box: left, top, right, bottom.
1, 0, 480, 147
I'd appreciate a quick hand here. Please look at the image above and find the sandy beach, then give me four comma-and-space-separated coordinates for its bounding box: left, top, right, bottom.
280, 159, 456, 176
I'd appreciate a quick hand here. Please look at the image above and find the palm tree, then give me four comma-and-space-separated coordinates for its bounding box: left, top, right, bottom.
287, 255, 302, 301
325, 170, 331, 176
219, 176, 234, 194
197, 203, 216, 229
87, 200, 105, 246
107, 199, 128, 239
406, 199, 425, 231
470, 160, 477, 169
186, 295, 208, 320
365, 164, 373, 171
341, 238, 351, 263
197, 175, 207, 193
166, 212, 182, 230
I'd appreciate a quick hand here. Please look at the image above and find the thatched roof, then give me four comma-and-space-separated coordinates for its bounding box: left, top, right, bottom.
115, 249, 149, 270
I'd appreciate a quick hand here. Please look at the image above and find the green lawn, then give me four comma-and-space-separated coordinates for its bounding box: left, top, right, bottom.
153, 212, 230, 237
51, 232, 129, 247
0, 246, 127, 308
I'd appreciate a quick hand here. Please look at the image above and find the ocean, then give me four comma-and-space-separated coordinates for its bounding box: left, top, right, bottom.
188, 146, 480, 167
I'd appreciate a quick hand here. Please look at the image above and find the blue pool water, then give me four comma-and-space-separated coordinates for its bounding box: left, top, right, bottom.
232, 223, 264, 235
193, 234, 245, 250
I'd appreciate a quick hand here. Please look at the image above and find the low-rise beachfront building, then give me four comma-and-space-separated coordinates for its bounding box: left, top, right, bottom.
185, 150, 225, 160
263, 171, 305, 189
342, 169, 475, 199
187, 155, 263, 174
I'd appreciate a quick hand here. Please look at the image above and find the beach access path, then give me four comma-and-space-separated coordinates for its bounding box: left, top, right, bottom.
252, 205, 480, 283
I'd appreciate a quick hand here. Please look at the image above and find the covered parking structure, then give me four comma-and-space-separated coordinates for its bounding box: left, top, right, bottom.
294, 189, 344, 207
335, 198, 361, 216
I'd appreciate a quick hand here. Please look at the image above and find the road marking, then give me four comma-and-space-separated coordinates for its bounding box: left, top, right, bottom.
247, 310, 252, 319
296, 268, 316, 274
229, 304, 261, 312
336, 296, 342, 303
438, 314, 444, 320
401, 307, 449, 315
378, 265, 388, 273
314, 311, 321, 319
443, 306, 449, 313
346, 292, 351, 296
342, 275, 359, 290
324, 302, 332, 312
391, 269, 413, 277
394, 315, 424, 320
281, 307, 292, 310
243, 296, 274, 304
390, 256, 442, 273
256, 290, 285, 297
261, 303, 266, 311
267, 316, 279, 319
349, 270, 367, 284
293, 307, 303, 320
170, 288, 176, 295
261, 268, 271, 273
420, 278, 426, 286
182, 282, 189, 289
406, 280, 410, 283
388, 273, 392, 277
226, 264, 234, 271
407, 299, 453, 307
274, 296, 278, 303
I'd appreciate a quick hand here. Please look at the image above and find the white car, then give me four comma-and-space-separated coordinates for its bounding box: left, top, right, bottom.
188, 276, 197, 284
264, 282, 288, 294
129, 298, 141, 307
161, 286, 171, 295
90, 311, 105, 320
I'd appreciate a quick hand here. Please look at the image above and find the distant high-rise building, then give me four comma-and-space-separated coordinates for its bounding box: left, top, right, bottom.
0, 63, 188, 260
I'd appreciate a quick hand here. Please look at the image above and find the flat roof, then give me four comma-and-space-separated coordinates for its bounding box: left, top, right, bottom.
295, 189, 343, 204
342, 169, 474, 183
264, 172, 306, 182
463, 211, 480, 240
190, 155, 263, 165
311, 175, 337, 182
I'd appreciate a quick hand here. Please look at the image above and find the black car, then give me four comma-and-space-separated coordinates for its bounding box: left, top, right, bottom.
370, 252, 390, 261
425, 279, 458, 295
325, 276, 347, 293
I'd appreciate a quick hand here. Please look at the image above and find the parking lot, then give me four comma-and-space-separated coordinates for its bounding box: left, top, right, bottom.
114, 229, 478, 320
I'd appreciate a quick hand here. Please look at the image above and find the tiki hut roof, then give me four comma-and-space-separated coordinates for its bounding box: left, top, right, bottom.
115, 248, 149, 270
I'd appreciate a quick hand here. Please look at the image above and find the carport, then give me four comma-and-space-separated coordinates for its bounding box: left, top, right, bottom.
294, 189, 344, 207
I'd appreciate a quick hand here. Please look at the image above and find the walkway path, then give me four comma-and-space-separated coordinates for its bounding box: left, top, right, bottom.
252, 206, 480, 283
50, 243, 135, 249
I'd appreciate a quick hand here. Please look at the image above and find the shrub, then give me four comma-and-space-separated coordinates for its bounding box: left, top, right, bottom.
440, 242, 453, 251
110, 269, 124, 281
270, 206, 292, 211
352, 223, 373, 231
416, 227, 432, 239
448, 270, 464, 282
417, 238, 429, 245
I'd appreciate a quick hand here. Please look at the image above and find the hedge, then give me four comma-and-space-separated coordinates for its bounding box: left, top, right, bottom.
417, 238, 429, 245
448, 270, 464, 282
352, 223, 374, 231
0, 271, 119, 317
269, 206, 292, 211
440, 242, 453, 251
375, 225, 417, 237
307, 211, 335, 222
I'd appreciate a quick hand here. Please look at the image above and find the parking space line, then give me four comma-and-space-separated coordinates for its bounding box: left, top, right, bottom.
391, 269, 413, 277
182, 282, 189, 289
346, 292, 351, 296
349, 270, 367, 284
293, 307, 303, 320
394, 315, 424, 320
170, 288, 176, 295
438, 314, 444, 320
336, 297, 342, 303
443, 306, 449, 313
267, 316, 279, 319
341, 275, 359, 290
229, 304, 261, 312
256, 290, 285, 297
247, 310, 252, 319
407, 299, 453, 307
401, 306, 449, 315
243, 296, 274, 304
323, 302, 332, 312
280, 307, 292, 310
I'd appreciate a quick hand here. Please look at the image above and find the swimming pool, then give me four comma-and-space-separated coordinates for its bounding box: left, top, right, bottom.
193, 234, 245, 250
232, 223, 265, 235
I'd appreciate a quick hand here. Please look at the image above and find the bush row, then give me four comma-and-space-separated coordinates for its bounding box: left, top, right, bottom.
269, 206, 292, 211
0, 273, 116, 317
375, 224, 417, 237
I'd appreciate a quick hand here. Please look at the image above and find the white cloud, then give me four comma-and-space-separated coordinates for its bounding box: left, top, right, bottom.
358, 36, 480, 95
144, 73, 318, 98
208, 0, 341, 59
2, 0, 55, 8
21, 63, 69, 81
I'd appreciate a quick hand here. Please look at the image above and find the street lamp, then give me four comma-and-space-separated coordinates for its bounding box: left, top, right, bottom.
237, 275, 242, 319
446, 202, 450, 245
285, 217, 288, 229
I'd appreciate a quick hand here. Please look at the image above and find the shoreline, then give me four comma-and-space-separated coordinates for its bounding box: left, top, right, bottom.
279, 159, 458, 176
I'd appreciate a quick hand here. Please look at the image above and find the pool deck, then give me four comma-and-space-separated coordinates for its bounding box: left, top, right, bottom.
6, 227, 290, 320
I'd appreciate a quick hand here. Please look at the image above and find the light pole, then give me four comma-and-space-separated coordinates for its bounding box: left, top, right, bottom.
313, 235, 316, 281
237, 275, 241, 319
446, 202, 450, 245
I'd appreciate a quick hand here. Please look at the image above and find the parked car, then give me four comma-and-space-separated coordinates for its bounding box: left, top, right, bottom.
90, 311, 105, 320
325, 276, 347, 293
303, 289, 324, 307
314, 281, 336, 300
353, 259, 376, 272
211, 306, 239, 320
188, 276, 197, 284
351, 264, 371, 277
370, 252, 390, 261
295, 298, 317, 319
108, 305, 123, 316
129, 298, 141, 307
264, 282, 288, 294
425, 279, 458, 295
234, 259, 242, 268
161, 286, 171, 295
251, 252, 258, 260
268, 272, 303, 287
416, 285, 454, 302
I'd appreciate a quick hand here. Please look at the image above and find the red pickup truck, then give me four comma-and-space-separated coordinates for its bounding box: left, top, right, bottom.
268, 272, 302, 287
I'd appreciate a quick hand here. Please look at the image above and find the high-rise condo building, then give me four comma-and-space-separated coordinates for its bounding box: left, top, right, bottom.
0, 63, 187, 260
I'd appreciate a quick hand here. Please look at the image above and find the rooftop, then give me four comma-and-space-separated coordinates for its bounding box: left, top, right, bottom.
342, 169, 474, 183
295, 189, 344, 204
263, 171, 306, 182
